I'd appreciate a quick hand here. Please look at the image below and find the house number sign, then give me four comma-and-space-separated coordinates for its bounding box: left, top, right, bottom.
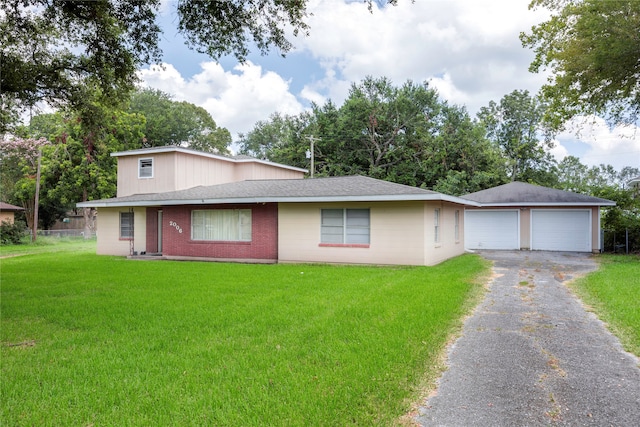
169, 220, 183, 234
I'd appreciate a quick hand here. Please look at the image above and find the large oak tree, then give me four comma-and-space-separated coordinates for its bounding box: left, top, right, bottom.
521, 0, 640, 128
1, 0, 397, 133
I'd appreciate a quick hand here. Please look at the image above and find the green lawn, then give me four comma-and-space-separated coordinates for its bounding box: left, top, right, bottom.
570, 254, 640, 356
1, 244, 489, 426
0, 236, 96, 257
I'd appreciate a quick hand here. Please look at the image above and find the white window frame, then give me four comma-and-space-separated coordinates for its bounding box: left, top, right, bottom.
138, 157, 154, 179
434, 208, 441, 243
321, 209, 370, 245
191, 209, 252, 242
119, 211, 134, 239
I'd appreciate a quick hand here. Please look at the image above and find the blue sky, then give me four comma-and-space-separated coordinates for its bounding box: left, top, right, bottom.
138, 0, 640, 171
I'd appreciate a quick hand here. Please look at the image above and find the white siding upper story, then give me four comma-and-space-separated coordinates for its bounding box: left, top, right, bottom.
114, 147, 307, 197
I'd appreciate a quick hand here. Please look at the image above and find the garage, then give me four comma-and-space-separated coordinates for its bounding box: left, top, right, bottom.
531, 209, 591, 252
465, 210, 519, 250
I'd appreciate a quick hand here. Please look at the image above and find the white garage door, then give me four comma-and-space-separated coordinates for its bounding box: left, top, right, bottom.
531, 209, 591, 252
465, 210, 519, 250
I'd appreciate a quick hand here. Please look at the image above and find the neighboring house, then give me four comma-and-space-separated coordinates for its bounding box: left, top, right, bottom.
628, 176, 640, 198
0, 202, 24, 224
77, 146, 476, 266
462, 182, 615, 253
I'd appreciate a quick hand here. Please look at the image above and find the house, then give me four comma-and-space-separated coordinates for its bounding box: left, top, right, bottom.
628, 176, 640, 198
0, 202, 24, 224
462, 182, 615, 253
77, 146, 477, 266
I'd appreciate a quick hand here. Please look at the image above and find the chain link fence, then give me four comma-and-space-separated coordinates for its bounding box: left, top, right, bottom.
601, 228, 640, 254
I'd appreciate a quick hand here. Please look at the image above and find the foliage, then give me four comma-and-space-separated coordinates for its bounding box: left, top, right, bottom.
570, 255, 640, 355
554, 157, 640, 235
521, 0, 640, 128
0, 0, 162, 132
1, 0, 400, 133
9, 98, 146, 237
240, 76, 507, 193
477, 90, 555, 183
0, 137, 51, 234
1, 249, 488, 425
129, 88, 231, 154
0, 220, 26, 245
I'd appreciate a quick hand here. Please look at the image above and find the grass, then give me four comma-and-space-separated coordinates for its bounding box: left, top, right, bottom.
569, 254, 640, 357
0, 236, 96, 257
1, 242, 489, 426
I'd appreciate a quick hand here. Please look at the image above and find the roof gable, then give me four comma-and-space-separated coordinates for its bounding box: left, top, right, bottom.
462, 182, 615, 206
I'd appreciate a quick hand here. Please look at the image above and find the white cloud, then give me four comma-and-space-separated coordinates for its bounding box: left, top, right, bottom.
555, 116, 640, 170
547, 140, 569, 162
297, 0, 550, 113
140, 0, 640, 169
138, 62, 304, 138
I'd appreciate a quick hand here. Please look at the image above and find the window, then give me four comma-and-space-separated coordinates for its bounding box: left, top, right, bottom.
454, 210, 460, 241
139, 158, 153, 178
120, 212, 134, 239
191, 209, 252, 241
321, 209, 370, 244
434, 208, 441, 243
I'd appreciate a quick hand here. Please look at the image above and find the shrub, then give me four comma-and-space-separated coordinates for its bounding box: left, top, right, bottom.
0, 220, 27, 245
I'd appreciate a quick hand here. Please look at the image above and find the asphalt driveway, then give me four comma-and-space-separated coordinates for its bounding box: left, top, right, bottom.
416, 251, 640, 426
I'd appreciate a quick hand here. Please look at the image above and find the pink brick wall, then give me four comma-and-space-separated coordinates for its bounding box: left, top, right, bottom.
159, 204, 278, 260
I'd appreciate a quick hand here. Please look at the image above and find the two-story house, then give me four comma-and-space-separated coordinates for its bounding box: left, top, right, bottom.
78, 146, 476, 266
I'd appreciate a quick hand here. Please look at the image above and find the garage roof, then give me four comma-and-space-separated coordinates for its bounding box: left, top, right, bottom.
462, 182, 616, 206
78, 175, 480, 208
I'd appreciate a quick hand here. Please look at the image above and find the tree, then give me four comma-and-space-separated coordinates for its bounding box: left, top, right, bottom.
16, 100, 146, 238
240, 76, 506, 194
478, 90, 555, 184
0, 137, 50, 239
129, 89, 231, 154
521, 0, 640, 128
1, 0, 162, 132
1, 0, 399, 133
238, 112, 312, 169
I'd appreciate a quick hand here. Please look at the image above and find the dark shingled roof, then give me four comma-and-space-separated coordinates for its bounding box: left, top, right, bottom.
462, 182, 615, 206
79, 175, 477, 208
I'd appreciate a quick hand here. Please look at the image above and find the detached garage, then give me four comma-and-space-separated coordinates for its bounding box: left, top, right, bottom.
462, 182, 615, 253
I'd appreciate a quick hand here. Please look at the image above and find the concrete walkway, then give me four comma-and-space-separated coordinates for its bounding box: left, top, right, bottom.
416, 251, 640, 426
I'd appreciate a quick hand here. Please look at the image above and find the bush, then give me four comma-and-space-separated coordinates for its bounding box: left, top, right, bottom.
0, 220, 27, 245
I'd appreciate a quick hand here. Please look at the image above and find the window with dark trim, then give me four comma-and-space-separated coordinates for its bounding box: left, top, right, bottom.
120, 212, 134, 239
138, 158, 153, 178
191, 209, 252, 241
321, 209, 370, 244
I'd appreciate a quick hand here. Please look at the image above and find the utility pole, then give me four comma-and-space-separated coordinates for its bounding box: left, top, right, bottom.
306, 135, 321, 178
33, 147, 42, 242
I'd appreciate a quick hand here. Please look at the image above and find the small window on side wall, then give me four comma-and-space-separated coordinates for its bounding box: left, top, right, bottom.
139, 158, 153, 178
434, 208, 441, 243
120, 212, 134, 239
